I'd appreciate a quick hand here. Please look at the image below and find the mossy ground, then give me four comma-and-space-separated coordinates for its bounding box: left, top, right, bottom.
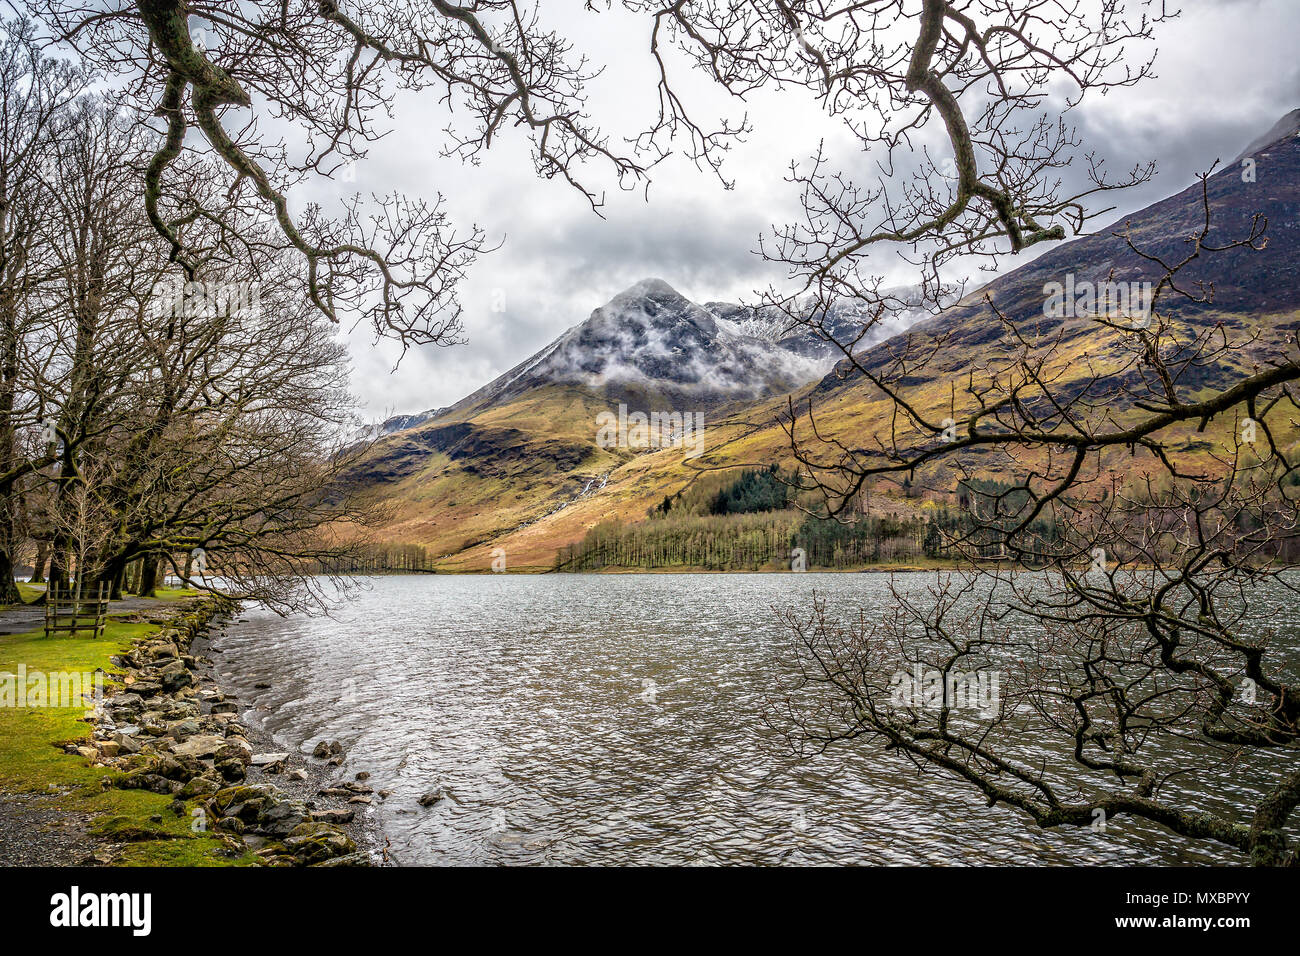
0, 598, 258, 866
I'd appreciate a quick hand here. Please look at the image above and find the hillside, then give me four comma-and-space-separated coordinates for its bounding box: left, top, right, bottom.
348, 110, 1300, 571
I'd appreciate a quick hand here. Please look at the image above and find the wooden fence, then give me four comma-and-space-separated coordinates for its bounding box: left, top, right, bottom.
44, 582, 108, 638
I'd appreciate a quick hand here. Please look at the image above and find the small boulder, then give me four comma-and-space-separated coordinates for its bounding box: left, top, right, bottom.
168, 719, 202, 739
257, 798, 309, 837
283, 822, 355, 865
310, 808, 355, 824
214, 758, 247, 783
250, 752, 290, 767
178, 775, 222, 799
214, 742, 253, 766
109, 694, 144, 718
170, 734, 226, 760
309, 740, 344, 759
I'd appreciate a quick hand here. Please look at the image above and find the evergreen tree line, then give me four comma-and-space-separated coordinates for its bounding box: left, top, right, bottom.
649, 465, 792, 519
557, 475, 1068, 571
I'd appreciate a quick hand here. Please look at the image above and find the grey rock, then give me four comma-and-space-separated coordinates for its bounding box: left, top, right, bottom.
310, 808, 355, 824
283, 822, 356, 864
257, 800, 308, 837
250, 752, 290, 767
170, 734, 226, 759
169, 719, 202, 739
159, 661, 194, 694
109, 694, 144, 717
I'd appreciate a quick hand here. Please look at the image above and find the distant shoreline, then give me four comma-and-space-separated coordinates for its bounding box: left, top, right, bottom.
345, 560, 997, 575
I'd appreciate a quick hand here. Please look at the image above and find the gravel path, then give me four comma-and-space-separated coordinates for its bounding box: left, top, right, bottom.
0, 593, 178, 867
0, 593, 175, 636
1, 593, 384, 867
0, 793, 110, 867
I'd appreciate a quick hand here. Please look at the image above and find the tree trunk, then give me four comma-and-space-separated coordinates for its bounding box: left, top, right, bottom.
99, 553, 126, 600
138, 554, 160, 597
0, 549, 19, 604
47, 544, 68, 594
30, 540, 47, 584
0, 246, 21, 607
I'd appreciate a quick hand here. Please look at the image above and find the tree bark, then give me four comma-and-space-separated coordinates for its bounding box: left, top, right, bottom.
30, 540, 47, 583
0, 549, 19, 604
138, 554, 160, 597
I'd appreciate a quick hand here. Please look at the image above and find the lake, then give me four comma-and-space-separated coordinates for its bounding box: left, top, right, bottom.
210, 572, 1253, 865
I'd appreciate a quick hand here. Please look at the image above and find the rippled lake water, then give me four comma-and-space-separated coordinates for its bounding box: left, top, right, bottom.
211, 572, 1260, 865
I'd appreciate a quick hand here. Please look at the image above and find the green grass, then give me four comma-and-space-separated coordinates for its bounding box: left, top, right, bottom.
0, 606, 257, 866
148, 586, 201, 602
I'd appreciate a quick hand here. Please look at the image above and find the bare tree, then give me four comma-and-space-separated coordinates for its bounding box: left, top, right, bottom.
31, 0, 670, 352
0, 88, 385, 612
90, 247, 388, 613
45, 452, 117, 600
0, 17, 86, 601
22, 1, 1167, 351
767, 143, 1300, 865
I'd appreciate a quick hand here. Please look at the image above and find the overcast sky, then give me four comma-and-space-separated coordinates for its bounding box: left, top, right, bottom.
300, 0, 1300, 422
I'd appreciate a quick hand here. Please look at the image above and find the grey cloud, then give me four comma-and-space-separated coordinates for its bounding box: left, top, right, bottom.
336, 0, 1299, 419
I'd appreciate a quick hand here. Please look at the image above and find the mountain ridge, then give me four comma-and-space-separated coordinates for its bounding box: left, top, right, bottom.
349, 109, 1300, 570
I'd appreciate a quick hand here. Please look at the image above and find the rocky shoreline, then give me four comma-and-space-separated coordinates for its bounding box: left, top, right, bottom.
82, 596, 383, 866
190, 622, 389, 865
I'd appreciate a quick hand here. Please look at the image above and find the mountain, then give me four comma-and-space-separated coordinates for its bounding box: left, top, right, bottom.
350, 408, 447, 444
341, 277, 903, 557
813, 109, 1300, 412
1233, 108, 1300, 164
349, 110, 1300, 570
440, 277, 926, 417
